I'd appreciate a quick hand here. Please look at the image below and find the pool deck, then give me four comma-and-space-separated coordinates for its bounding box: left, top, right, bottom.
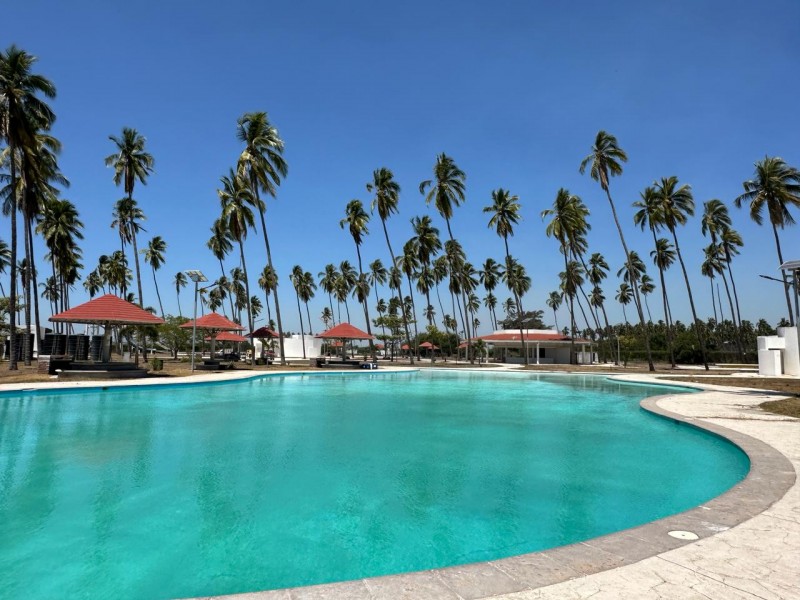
4, 368, 798, 599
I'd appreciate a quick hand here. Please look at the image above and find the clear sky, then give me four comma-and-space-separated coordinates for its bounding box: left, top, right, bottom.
6, 0, 800, 334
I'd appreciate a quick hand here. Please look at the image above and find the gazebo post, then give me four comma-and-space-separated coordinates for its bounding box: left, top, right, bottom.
101, 321, 112, 363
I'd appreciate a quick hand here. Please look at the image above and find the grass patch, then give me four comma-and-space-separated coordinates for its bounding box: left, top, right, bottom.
760, 397, 800, 419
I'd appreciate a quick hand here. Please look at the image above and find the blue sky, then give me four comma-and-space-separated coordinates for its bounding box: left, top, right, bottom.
6, 0, 800, 333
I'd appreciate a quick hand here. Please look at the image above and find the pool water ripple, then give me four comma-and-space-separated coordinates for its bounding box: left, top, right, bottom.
0, 371, 748, 599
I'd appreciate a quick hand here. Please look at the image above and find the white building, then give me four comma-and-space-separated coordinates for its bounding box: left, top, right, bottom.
252, 334, 323, 360
477, 329, 596, 365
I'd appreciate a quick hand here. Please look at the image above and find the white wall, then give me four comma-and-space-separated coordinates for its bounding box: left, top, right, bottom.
254, 335, 322, 359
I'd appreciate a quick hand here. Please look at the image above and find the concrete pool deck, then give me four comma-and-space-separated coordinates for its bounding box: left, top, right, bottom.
3, 368, 797, 599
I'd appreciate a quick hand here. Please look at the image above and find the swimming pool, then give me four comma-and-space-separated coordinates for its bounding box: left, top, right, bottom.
0, 371, 748, 599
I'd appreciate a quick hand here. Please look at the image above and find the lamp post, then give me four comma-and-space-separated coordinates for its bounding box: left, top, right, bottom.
185, 270, 208, 371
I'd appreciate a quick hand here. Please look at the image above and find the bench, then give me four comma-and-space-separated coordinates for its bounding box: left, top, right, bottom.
313, 358, 378, 369
196, 360, 236, 371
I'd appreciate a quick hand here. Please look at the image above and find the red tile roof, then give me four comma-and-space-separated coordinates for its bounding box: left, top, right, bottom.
181, 312, 243, 331
478, 331, 591, 343
50, 294, 165, 325
317, 322, 374, 339
210, 331, 248, 342
249, 326, 279, 338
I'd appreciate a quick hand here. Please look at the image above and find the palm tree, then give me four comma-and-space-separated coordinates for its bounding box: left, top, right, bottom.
559, 260, 585, 351
336, 261, 357, 323
734, 156, 800, 325
479, 258, 502, 330
340, 199, 375, 354
143, 236, 167, 317
1, 45, 56, 369
105, 128, 153, 308
542, 188, 589, 363
702, 199, 744, 359
502, 258, 532, 351
397, 239, 421, 352
701, 243, 724, 321
546, 290, 562, 331
653, 175, 708, 369
174, 272, 187, 317
419, 153, 473, 361
207, 218, 233, 276
368, 258, 388, 338
483, 292, 498, 330
720, 228, 745, 327
13, 132, 68, 361
37, 197, 83, 323
410, 215, 442, 327
616, 282, 633, 325
217, 169, 256, 365
300, 271, 317, 336
258, 265, 278, 325
367, 167, 412, 362
318, 263, 339, 326
639, 274, 655, 322
580, 131, 654, 371
321, 306, 333, 330
0, 238, 10, 296
586, 253, 614, 353
289, 266, 307, 358
484, 188, 528, 364
634, 185, 678, 366
236, 111, 289, 363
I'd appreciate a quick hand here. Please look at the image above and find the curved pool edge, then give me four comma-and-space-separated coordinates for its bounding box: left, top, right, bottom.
187, 373, 797, 600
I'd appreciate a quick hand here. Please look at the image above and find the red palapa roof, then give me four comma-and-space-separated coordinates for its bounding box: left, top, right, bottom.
249, 326, 279, 338
181, 312, 243, 331
50, 294, 165, 326
478, 331, 591, 343
317, 322, 374, 340
209, 331, 248, 342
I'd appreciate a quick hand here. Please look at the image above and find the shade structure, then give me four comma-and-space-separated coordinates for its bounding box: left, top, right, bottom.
249, 326, 279, 338
181, 312, 244, 358
50, 294, 165, 326
317, 322, 374, 358
180, 312, 243, 332
419, 341, 439, 350
317, 322, 374, 340
210, 331, 247, 343
49, 294, 165, 363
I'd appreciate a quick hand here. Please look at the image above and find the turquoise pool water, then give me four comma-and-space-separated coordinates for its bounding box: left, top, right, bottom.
0, 371, 748, 599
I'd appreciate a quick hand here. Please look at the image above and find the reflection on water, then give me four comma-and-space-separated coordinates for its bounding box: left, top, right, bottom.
0, 373, 747, 600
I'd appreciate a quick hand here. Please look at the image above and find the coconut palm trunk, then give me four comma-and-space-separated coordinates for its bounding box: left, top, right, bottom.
353, 246, 375, 355
22, 225, 32, 365
503, 236, 528, 365
670, 226, 709, 369
770, 222, 795, 326
562, 251, 577, 364
253, 199, 287, 363
293, 288, 306, 359
604, 189, 654, 370
9, 156, 18, 369
652, 233, 676, 367
380, 221, 413, 364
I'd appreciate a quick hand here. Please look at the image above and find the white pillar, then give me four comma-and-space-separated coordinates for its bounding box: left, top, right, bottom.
536, 341, 540, 365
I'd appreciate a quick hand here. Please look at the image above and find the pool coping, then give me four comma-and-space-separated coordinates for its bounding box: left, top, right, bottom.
192, 372, 797, 600
2, 370, 795, 599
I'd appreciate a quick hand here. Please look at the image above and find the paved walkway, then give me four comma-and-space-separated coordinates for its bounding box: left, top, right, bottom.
494, 375, 800, 600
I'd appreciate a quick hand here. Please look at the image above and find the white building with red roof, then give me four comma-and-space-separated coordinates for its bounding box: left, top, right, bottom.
476, 329, 596, 365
